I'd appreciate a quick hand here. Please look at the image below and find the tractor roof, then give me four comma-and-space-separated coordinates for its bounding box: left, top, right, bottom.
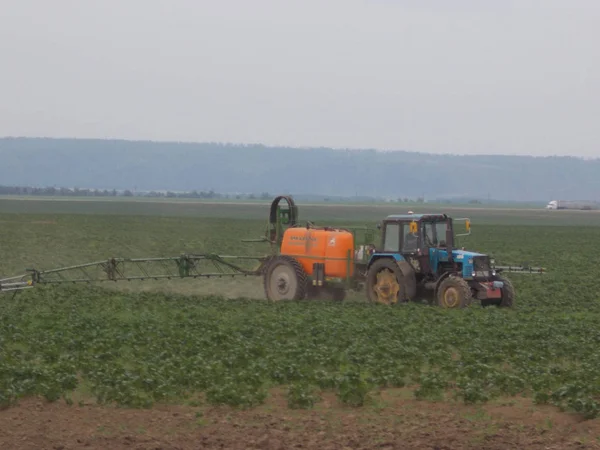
385, 213, 448, 221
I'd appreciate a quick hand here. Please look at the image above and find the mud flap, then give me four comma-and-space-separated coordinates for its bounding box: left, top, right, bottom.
396, 260, 417, 300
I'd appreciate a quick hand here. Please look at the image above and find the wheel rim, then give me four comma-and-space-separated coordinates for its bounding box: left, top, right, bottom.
442, 286, 460, 308
268, 264, 297, 300
373, 269, 400, 305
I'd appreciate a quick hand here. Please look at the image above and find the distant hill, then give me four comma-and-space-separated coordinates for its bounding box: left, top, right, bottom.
1, 137, 599, 202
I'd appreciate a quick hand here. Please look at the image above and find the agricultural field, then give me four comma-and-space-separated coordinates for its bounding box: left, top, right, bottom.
1, 198, 600, 449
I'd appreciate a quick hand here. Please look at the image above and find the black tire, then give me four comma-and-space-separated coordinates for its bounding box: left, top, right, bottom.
365, 258, 406, 305
495, 275, 515, 308
263, 255, 308, 301
436, 275, 473, 309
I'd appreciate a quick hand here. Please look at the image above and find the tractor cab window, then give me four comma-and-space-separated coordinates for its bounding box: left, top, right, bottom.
402, 223, 418, 253
423, 223, 435, 247
435, 222, 449, 247
383, 223, 400, 252
422, 221, 450, 247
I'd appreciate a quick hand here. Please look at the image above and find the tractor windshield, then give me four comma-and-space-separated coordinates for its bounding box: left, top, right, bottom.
423, 221, 450, 248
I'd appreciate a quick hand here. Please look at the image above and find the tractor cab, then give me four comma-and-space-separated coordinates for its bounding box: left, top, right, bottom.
363, 211, 519, 309
377, 213, 470, 272
365, 213, 477, 305
380, 213, 459, 257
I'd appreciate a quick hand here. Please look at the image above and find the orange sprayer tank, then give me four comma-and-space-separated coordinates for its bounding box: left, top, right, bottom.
280, 227, 355, 278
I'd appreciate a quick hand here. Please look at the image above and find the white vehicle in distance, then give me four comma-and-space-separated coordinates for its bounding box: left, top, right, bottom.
546, 200, 600, 210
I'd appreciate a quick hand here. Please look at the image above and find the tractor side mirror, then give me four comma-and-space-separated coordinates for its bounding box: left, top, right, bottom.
376, 223, 381, 230
455, 218, 471, 237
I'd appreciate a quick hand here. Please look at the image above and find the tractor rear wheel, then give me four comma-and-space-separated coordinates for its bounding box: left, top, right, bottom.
436, 275, 472, 308
366, 258, 406, 305
263, 256, 308, 301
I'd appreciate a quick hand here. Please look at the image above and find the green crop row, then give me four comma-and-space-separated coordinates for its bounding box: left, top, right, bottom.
1, 285, 599, 416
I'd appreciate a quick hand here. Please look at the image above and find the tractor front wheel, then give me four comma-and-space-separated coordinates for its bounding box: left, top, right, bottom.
366, 258, 406, 305
436, 275, 473, 309
263, 256, 308, 301
495, 275, 515, 307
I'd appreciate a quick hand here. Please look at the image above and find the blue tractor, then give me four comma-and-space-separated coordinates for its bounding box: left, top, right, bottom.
362, 212, 532, 307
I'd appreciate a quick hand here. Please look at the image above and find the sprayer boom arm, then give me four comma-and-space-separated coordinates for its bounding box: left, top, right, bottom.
0, 253, 270, 292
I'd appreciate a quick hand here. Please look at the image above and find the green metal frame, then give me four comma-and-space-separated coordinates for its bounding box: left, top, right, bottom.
0, 254, 270, 292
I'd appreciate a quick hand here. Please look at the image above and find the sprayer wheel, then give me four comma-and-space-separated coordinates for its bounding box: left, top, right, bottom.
263, 255, 308, 301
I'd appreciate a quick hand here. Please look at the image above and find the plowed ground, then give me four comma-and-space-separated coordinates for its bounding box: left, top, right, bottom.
2, 390, 599, 450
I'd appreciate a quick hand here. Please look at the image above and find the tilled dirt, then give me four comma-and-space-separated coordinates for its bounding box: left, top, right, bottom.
1, 390, 599, 450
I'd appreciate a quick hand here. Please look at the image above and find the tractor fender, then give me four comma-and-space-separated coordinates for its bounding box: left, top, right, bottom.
396, 260, 417, 300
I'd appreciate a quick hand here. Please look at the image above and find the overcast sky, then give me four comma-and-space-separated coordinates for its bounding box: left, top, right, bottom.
1, 0, 598, 157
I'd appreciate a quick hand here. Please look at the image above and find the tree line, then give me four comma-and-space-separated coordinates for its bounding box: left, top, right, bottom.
0, 185, 275, 200
2, 137, 599, 201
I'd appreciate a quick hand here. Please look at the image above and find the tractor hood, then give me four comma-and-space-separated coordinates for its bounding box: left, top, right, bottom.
451, 249, 486, 261
447, 249, 492, 279
428, 248, 492, 278
430, 248, 488, 265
